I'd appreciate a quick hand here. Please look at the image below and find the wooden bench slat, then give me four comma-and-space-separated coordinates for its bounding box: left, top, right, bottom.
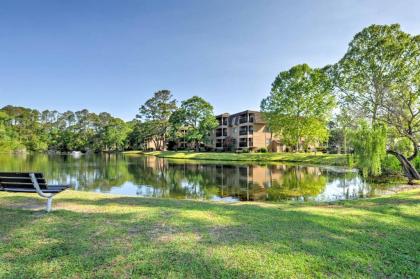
0, 177, 47, 184
0, 183, 48, 189
0, 172, 43, 178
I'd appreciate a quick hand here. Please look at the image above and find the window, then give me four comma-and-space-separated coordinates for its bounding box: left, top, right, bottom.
239, 138, 248, 147
223, 128, 227, 136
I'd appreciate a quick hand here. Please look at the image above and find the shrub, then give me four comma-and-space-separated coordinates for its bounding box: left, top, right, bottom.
382, 155, 402, 175
413, 156, 420, 172
242, 148, 250, 153
257, 147, 267, 153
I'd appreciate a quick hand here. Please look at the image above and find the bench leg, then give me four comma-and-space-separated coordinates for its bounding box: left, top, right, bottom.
46, 197, 53, 212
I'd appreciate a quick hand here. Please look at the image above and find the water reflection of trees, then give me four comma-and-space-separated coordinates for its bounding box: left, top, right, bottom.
266, 166, 327, 201
0, 154, 370, 201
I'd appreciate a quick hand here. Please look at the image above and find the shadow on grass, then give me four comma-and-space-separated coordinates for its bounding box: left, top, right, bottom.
0, 191, 419, 278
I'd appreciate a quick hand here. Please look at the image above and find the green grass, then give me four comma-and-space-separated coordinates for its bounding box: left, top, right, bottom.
124, 151, 348, 166
1, 190, 419, 278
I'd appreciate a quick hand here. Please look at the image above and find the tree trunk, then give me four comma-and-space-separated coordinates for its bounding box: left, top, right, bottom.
343, 128, 347, 154
195, 140, 199, 152
387, 150, 420, 183
407, 135, 418, 161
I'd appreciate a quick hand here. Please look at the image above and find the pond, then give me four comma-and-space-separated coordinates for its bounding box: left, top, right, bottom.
0, 153, 392, 202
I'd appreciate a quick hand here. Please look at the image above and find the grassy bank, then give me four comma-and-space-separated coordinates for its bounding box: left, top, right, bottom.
1, 190, 419, 278
124, 151, 348, 166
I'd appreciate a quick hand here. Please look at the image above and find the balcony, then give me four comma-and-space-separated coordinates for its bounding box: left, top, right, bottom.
218, 118, 228, 126
239, 117, 248, 124
216, 128, 227, 137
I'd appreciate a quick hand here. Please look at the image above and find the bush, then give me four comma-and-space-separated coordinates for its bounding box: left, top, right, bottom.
316, 146, 328, 153
413, 156, 420, 172
257, 147, 267, 153
242, 148, 250, 153
382, 155, 402, 175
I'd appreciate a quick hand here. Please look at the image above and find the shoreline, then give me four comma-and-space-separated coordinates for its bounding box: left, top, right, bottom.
123, 150, 349, 166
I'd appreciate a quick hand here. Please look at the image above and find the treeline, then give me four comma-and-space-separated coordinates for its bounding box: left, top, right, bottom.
0, 106, 132, 152
0, 91, 218, 153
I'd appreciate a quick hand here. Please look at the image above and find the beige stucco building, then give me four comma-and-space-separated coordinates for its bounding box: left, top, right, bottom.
209, 110, 285, 152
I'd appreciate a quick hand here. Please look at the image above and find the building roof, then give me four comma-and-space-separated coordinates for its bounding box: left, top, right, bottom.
215, 110, 265, 125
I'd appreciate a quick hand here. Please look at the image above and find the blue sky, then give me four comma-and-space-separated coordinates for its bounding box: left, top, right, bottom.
0, 0, 419, 120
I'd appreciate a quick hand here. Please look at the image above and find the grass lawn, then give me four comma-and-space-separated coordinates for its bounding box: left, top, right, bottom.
124, 151, 348, 166
0, 190, 419, 278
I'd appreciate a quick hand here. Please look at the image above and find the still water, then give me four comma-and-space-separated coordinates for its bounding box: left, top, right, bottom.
0, 153, 389, 202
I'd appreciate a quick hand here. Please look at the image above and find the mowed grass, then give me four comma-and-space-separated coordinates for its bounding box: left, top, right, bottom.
1, 190, 419, 278
125, 151, 348, 166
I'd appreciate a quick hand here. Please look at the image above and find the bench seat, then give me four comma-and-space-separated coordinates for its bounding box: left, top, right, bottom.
0, 172, 71, 212
2, 185, 70, 193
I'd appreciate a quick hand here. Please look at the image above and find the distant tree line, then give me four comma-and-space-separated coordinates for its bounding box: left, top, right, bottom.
0, 106, 131, 152
0, 91, 218, 153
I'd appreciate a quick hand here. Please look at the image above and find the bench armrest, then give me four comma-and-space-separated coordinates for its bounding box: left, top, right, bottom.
29, 173, 53, 198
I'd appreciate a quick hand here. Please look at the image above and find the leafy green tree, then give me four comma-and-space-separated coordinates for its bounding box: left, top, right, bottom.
261, 64, 335, 151
1, 105, 134, 153
101, 117, 131, 151
0, 106, 48, 151
170, 96, 218, 151
349, 122, 388, 177
125, 120, 147, 150
333, 24, 420, 181
0, 111, 24, 152
136, 90, 177, 150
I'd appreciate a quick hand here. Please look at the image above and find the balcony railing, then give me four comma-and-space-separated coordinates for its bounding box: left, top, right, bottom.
218, 119, 228, 126
239, 117, 248, 124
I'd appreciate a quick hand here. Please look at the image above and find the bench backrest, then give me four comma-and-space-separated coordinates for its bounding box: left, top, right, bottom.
0, 172, 47, 190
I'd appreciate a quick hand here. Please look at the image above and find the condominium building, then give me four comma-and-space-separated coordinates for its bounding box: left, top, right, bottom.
209, 110, 284, 152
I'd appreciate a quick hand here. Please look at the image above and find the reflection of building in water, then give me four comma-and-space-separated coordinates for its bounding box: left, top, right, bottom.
141, 157, 328, 201
123, 156, 364, 202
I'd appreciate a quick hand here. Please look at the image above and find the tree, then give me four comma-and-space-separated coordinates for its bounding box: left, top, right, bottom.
125, 120, 147, 150
350, 122, 388, 177
0, 111, 24, 152
101, 117, 131, 151
333, 24, 420, 181
0, 106, 48, 151
169, 96, 218, 151
136, 90, 177, 151
261, 64, 335, 151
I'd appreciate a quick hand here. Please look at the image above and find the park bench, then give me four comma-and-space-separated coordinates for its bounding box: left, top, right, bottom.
0, 172, 70, 212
